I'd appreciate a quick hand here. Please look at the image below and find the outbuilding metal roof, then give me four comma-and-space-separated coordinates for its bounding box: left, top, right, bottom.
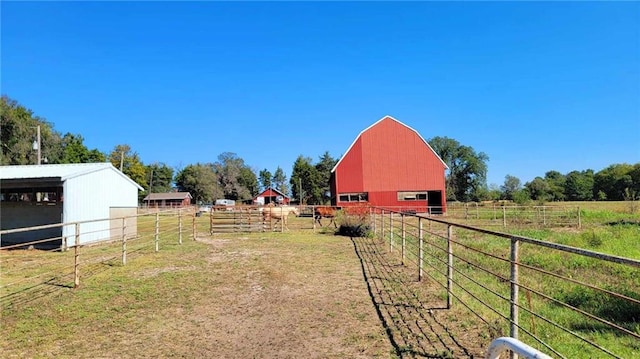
144, 192, 192, 201
0, 163, 143, 189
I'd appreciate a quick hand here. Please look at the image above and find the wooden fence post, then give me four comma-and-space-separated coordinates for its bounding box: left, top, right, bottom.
577, 207, 581, 229
178, 209, 183, 245
74, 223, 80, 288
122, 217, 127, 265
155, 212, 159, 252
192, 209, 196, 240
418, 217, 423, 281
503, 207, 507, 228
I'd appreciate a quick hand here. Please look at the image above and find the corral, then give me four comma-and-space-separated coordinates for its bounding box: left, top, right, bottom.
1, 203, 638, 358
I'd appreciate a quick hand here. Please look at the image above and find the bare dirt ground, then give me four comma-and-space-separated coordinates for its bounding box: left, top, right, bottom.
2, 231, 488, 358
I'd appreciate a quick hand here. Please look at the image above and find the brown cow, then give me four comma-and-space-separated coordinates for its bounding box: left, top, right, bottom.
314, 206, 338, 228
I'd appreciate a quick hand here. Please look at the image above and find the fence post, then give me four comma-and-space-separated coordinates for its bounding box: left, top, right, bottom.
179, 209, 183, 244
381, 210, 385, 241
418, 217, 424, 281
577, 207, 581, 229
510, 237, 520, 340
401, 214, 406, 266
312, 205, 316, 231
503, 207, 507, 228
389, 211, 394, 252
155, 212, 159, 252
122, 217, 127, 265
370, 207, 375, 236
192, 209, 197, 240
74, 223, 80, 288
447, 224, 453, 309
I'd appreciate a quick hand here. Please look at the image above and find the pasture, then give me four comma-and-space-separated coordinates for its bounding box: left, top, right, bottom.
1, 202, 638, 358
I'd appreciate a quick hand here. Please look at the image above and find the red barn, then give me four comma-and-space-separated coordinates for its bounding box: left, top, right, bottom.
330, 116, 448, 214
253, 187, 290, 205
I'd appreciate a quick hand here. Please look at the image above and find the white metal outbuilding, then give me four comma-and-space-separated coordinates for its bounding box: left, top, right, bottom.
1, 163, 143, 247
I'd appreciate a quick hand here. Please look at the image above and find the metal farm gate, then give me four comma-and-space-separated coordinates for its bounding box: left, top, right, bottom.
208, 207, 264, 233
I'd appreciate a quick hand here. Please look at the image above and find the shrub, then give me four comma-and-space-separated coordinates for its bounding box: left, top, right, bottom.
335, 204, 372, 237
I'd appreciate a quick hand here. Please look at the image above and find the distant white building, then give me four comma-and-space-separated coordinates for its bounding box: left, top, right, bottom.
0, 163, 143, 248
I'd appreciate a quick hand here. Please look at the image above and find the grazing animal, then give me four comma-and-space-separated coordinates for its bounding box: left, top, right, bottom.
314, 206, 338, 228
262, 205, 300, 231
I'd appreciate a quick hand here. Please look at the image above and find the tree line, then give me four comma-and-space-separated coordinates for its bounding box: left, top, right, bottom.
3, 95, 637, 205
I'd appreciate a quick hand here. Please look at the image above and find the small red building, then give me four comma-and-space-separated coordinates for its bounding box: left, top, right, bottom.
253, 187, 290, 206
330, 116, 448, 213
143, 192, 192, 208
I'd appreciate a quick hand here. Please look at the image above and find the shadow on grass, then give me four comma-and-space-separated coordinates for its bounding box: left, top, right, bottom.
351, 236, 478, 358
1, 245, 152, 310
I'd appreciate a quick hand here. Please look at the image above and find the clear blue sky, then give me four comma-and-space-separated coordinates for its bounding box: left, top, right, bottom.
2, 2, 639, 186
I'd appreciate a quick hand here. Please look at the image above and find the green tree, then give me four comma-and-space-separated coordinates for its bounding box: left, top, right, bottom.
544, 171, 566, 201
429, 136, 489, 202
0, 95, 63, 165
146, 163, 174, 194
59, 133, 106, 163
525, 177, 551, 202
290, 155, 321, 204
259, 169, 272, 191
564, 170, 594, 201
273, 167, 288, 196
175, 163, 221, 204
593, 164, 637, 201
314, 151, 337, 204
213, 152, 256, 201
108, 144, 147, 188
500, 175, 522, 200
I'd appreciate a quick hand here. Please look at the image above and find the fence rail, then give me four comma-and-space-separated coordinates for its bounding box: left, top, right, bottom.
1, 208, 195, 308
370, 207, 640, 359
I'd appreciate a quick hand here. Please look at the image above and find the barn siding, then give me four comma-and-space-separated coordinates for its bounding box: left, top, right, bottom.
332, 116, 447, 211
63, 168, 139, 244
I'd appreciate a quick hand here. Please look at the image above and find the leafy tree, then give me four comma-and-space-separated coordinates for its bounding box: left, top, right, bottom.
544, 171, 566, 201
525, 177, 551, 202
146, 163, 174, 194
212, 152, 257, 201
429, 136, 489, 202
108, 144, 147, 187
500, 175, 522, 200
174, 163, 221, 204
564, 170, 594, 201
290, 155, 322, 204
593, 164, 636, 201
238, 166, 259, 198
314, 151, 338, 204
59, 133, 105, 163
273, 167, 289, 196
259, 169, 272, 191
0, 95, 63, 165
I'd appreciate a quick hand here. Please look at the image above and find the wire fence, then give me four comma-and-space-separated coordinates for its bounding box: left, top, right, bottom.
370, 207, 640, 359
0, 208, 194, 309
443, 203, 582, 229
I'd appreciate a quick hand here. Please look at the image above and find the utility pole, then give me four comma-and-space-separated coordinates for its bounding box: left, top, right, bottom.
32, 125, 41, 165
120, 151, 124, 171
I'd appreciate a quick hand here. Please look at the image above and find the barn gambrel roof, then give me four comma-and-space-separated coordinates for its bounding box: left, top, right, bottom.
331, 115, 449, 173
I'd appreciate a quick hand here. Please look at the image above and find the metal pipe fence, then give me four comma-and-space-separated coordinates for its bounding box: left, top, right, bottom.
371, 207, 640, 359
1, 208, 195, 308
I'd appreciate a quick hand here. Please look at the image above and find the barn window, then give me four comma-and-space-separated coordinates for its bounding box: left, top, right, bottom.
398, 191, 427, 201
338, 192, 368, 202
